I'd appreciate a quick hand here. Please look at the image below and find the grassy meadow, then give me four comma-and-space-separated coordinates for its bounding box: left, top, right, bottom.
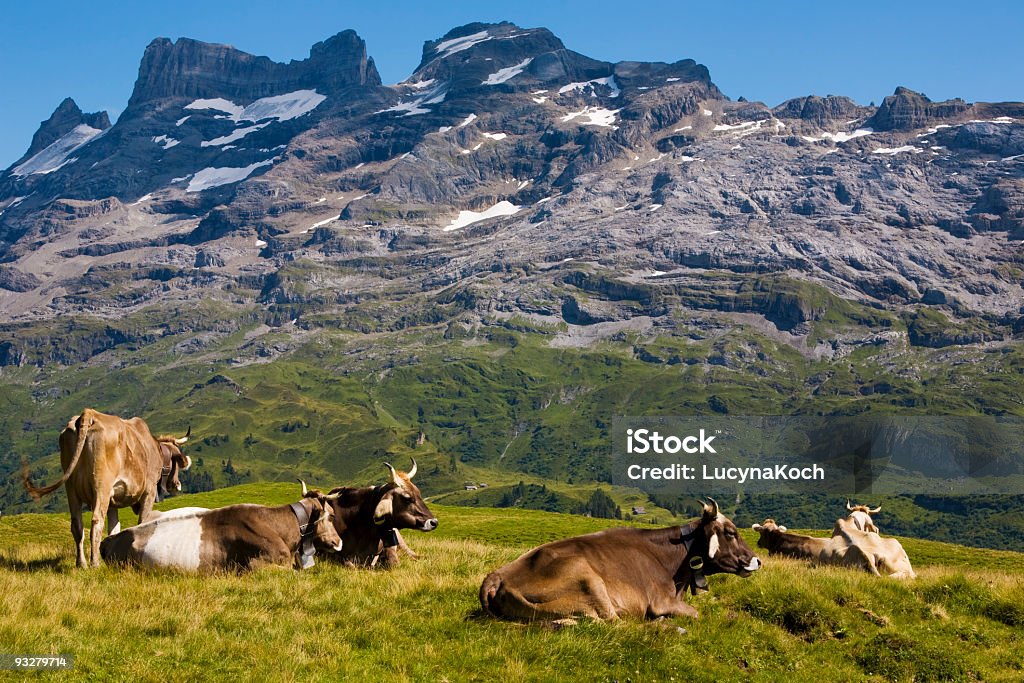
1, 483, 1023, 682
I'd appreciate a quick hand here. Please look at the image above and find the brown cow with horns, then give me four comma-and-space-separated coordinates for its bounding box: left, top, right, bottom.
22, 408, 192, 568
479, 498, 761, 624
324, 459, 439, 568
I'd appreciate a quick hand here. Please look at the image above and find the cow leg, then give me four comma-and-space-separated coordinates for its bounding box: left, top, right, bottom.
67, 491, 87, 569
526, 575, 617, 621
106, 507, 121, 536
395, 531, 419, 559
136, 491, 157, 524
89, 499, 108, 568
648, 597, 700, 621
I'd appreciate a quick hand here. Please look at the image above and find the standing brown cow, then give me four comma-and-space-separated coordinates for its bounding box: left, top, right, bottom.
23, 408, 191, 568
479, 499, 761, 624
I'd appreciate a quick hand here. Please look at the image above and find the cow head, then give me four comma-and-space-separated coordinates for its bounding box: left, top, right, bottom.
300, 482, 344, 553
372, 459, 438, 532
751, 518, 789, 551
845, 500, 881, 533
697, 498, 761, 576
156, 427, 192, 496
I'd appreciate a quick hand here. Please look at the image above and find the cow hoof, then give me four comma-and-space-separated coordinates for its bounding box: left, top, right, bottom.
550, 618, 579, 629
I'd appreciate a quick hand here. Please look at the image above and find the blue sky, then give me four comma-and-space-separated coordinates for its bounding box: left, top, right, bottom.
2, 0, 1022, 168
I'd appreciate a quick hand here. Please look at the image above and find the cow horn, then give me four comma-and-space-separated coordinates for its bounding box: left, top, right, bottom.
704, 497, 720, 517
298, 479, 308, 496
325, 492, 340, 500
407, 458, 417, 480
847, 499, 854, 511
868, 505, 882, 514
383, 462, 401, 487
174, 426, 191, 445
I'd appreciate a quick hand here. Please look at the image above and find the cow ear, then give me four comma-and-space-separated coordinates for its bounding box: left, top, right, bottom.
708, 532, 720, 559
778, 526, 788, 533
751, 523, 763, 531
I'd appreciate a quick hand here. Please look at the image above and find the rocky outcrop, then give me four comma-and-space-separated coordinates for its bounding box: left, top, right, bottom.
20, 98, 110, 160
125, 31, 380, 112
0, 265, 40, 292
866, 87, 971, 131
773, 95, 866, 126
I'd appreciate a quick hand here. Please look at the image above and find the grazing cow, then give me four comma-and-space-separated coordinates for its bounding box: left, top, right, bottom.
479, 499, 761, 624
831, 517, 917, 579
100, 483, 343, 571
845, 500, 882, 533
22, 409, 191, 568
325, 459, 438, 568
752, 519, 875, 572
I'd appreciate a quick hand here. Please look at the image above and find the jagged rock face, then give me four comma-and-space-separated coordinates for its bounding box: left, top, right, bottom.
867, 86, 971, 131
126, 31, 380, 112
0, 21, 1022, 347
773, 95, 866, 126
21, 98, 110, 160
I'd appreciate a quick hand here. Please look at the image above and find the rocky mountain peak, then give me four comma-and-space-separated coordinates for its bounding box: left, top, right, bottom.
772, 95, 866, 126
125, 31, 379, 114
21, 98, 110, 161
409, 22, 574, 91
867, 86, 971, 131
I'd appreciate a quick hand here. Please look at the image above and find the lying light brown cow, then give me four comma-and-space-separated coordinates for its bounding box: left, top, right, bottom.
480, 499, 761, 624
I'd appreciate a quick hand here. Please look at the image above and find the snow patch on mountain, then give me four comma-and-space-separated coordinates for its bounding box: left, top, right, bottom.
186, 158, 277, 192
152, 135, 180, 150
434, 30, 492, 58
202, 123, 270, 147
12, 124, 104, 176
185, 98, 244, 118
443, 200, 521, 231
561, 107, 620, 128
803, 128, 874, 143
558, 76, 620, 98
378, 83, 447, 116
871, 145, 921, 155
483, 58, 532, 85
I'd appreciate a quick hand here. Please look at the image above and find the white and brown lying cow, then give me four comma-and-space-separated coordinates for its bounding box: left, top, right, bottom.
753, 518, 916, 579
479, 499, 761, 624
831, 517, 917, 579
324, 460, 438, 569
752, 518, 875, 572
845, 500, 882, 533
100, 484, 342, 571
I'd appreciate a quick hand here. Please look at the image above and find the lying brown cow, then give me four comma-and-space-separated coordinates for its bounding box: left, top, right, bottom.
752, 518, 874, 572
23, 409, 191, 568
325, 460, 438, 568
100, 483, 342, 571
479, 499, 761, 623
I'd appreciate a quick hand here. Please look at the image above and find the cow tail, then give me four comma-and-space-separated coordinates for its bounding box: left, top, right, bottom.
23, 411, 94, 500
479, 571, 503, 618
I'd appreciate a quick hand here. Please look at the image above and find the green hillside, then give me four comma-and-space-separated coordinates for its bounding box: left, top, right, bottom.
3, 319, 1024, 550
1, 483, 1023, 682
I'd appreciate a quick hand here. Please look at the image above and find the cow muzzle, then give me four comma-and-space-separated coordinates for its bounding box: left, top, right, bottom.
421, 518, 439, 531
